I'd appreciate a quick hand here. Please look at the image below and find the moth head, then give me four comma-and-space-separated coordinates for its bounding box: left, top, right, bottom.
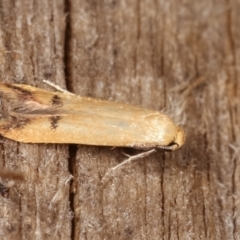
157, 126, 186, 151
171, 127, 186, 150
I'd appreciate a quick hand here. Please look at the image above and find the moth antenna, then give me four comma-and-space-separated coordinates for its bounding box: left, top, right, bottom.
43, 80, 75, 96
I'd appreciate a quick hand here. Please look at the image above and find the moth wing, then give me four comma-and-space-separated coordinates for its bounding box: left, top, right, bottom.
0, 114, 165, 147
0, 83, 180, 148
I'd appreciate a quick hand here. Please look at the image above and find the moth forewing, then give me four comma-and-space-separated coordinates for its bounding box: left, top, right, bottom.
0, 83, 185, 150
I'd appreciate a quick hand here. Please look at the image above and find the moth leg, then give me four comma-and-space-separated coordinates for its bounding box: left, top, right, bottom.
43, 80, 75, 96
118, 149, 156, 170
102, 149, 156, 183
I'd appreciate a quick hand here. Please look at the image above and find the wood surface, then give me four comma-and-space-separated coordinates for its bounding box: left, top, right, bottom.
0, 0, 239, 239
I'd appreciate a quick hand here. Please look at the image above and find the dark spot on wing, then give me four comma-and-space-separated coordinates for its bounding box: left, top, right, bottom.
5, 83, 32, 97
13, 118, 30, 129
51, 95, 63, 107
0, 117, 30, 132
50, 116, 61, 130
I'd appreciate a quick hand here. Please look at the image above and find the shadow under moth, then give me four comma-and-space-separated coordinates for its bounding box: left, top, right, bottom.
0, 82, 185, 150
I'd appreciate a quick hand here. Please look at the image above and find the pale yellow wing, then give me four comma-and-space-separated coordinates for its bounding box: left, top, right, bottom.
0, 83, 185, 149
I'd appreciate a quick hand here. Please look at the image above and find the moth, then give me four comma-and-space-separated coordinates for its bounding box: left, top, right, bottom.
0, 82, 185, 150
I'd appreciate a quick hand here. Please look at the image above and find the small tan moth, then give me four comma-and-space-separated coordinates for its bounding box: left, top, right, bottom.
0, 82, 185, 150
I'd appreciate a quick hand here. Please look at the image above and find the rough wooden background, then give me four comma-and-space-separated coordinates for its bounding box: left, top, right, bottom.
0, 0, 239, 239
